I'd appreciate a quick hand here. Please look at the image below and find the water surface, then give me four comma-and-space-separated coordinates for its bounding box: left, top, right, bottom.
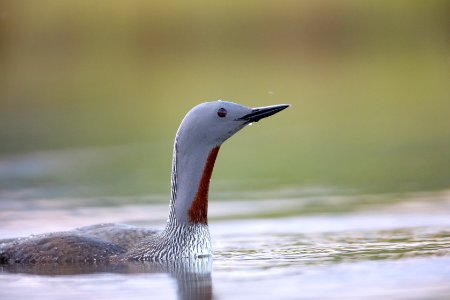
1, 190, 449, 299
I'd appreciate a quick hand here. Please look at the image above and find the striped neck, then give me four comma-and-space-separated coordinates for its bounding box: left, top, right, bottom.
167, 136, 220, 227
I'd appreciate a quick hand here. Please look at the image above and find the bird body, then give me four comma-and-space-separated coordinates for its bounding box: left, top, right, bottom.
0, 100, 289, 263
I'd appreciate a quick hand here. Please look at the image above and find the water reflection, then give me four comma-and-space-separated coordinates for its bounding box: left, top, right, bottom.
1, 257, 213, 300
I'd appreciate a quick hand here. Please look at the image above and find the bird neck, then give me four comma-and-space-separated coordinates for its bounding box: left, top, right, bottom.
167, 138, 220, 227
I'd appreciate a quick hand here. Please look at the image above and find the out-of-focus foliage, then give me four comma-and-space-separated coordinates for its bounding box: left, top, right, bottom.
0, 0, 449, 195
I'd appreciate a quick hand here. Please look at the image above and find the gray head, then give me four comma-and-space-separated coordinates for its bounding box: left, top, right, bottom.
176, 100, 289, 149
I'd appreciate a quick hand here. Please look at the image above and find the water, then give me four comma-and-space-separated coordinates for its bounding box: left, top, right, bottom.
1, 191, 449, 299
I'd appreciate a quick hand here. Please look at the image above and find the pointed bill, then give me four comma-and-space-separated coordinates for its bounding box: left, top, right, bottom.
236, 104, 290, 123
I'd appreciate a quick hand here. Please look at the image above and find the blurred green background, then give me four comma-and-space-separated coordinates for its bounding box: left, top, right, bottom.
0, 0, 449, 198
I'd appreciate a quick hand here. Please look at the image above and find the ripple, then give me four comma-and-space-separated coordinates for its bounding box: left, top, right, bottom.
214, 228, 450, 271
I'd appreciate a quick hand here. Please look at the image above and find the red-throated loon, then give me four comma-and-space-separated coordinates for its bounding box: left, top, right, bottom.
0, 100, 289, 263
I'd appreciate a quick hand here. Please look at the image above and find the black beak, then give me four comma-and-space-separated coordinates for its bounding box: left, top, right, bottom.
237, 104, 290, 123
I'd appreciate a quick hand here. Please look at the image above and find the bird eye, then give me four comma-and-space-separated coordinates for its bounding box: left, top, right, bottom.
217, 108, 227, 118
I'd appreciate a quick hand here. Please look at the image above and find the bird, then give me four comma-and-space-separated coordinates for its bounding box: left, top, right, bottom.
0, 100, 289, 263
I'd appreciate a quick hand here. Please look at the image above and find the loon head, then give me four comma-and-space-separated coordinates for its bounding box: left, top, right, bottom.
171, 100, 289, 225
176, 100, 290, 148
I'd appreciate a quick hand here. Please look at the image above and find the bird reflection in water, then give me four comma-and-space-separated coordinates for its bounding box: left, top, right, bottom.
1, 257, 213, 300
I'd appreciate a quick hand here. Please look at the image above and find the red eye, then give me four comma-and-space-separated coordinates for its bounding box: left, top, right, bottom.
217, 108, 227, 118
